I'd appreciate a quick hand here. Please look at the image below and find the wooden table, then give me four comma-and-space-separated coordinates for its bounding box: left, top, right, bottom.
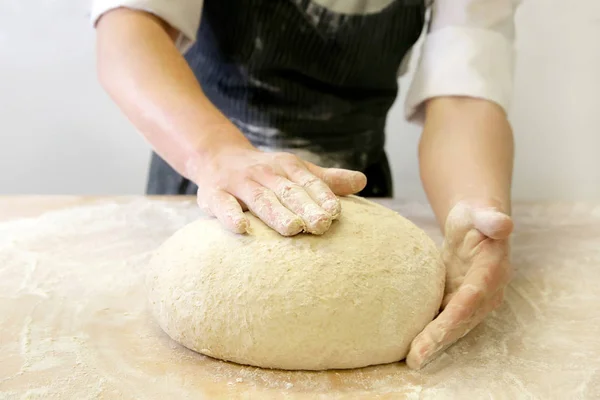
0, 196, 598, 399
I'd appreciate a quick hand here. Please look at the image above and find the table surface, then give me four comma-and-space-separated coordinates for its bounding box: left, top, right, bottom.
0, 196, 599, 399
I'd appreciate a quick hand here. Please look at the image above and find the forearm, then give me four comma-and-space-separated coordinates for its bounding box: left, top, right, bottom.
419, 97, 514, 231
96, 8, 252, 181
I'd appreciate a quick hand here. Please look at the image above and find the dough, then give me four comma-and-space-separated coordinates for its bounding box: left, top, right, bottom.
146, 196, 445, 370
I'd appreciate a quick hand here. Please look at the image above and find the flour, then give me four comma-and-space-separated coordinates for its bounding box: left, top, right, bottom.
0, 199, 599, 398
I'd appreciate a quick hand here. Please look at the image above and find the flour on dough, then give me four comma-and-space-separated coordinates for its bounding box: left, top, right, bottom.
146, 196, 445, 370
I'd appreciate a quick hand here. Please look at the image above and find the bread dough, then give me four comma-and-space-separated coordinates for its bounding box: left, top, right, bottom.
146, 196, 445, 370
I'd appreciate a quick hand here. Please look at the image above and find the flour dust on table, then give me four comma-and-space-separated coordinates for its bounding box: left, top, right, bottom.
146, 196, 445, 370
1, 198, 599, 398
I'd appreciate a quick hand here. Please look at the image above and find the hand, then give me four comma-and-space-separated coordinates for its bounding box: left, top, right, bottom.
406, 201, 514, 369
194, 147, 367, 236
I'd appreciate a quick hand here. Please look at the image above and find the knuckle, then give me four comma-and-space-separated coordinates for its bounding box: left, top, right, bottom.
247, 163, 275, 178
428, 324, 449, 344
249, 187, 270, 204
447, 287, 482, 322
300, 176, 322, 188
480, 274, 493, 289
471, 289, 486, 308
275, 152, 300, 165
277, 181, 303, 200
466, 286, 485, 305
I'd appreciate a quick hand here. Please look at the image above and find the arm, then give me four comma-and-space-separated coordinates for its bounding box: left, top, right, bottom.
405, 0, 519, 222
96, 8, 252, 183
420, 97, 514, 226
94, 6, 365, 235
404, 0, 520, 369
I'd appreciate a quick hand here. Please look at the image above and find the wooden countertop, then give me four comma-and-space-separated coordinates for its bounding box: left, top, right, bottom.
0, 196, 598, 399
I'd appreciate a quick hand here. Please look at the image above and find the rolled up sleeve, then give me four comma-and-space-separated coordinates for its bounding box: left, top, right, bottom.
405, 0, 521, 124
91, 0, 203, 53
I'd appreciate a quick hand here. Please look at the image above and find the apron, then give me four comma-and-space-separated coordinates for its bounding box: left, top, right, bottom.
147, 0, 426, 197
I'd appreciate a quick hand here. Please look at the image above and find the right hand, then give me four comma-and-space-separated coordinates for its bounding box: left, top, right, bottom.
193, 147, 367, 236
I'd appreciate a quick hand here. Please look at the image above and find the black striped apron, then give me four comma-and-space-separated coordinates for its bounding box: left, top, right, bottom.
148, 0, 425, 197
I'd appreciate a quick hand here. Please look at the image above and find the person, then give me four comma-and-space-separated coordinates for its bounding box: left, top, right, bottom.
92, 0, 519, 369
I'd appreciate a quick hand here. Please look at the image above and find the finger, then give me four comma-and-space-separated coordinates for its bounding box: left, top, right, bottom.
442, 228, 486, 272
197, 189, 249, 234
255, 173, 333, 235
460, 241, 511, 296
406, 287, 482, 370
407, 286, 505, 370
196, 189, 215, 217
443, 244, 510, 309
282, 161, 341, 219
234, 180, 305, 236
304, 162, 367, 196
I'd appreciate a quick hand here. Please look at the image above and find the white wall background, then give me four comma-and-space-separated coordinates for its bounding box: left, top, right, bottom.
1, 0, 599, 199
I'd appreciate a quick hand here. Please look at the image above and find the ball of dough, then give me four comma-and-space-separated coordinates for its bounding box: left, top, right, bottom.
146, 196, 445, 370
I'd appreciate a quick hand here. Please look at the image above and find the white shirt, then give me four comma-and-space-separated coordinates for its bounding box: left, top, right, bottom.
91, 0, 521, 124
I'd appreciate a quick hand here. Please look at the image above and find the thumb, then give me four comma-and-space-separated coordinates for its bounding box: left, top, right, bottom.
471, 209, 513, 240
445, 201, 513, 242
304, 162, 367, 196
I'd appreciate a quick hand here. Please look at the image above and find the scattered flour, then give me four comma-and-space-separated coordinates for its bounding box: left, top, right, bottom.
0, 199, 598, 399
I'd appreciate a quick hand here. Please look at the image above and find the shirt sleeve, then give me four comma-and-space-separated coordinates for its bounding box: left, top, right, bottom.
91, 0, 204, 53
404, 0, 521, 124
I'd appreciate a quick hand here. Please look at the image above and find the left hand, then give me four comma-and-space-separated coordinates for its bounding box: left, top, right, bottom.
406, 201, 514, 369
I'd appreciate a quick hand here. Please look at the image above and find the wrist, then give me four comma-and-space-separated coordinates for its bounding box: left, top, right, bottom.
185, 122, 255, 180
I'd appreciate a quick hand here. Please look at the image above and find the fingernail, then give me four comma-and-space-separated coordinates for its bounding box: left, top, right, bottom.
306, 213, 332, 235
302, 204, 333, 235
234, 217, 249, 234
281, 217, 304, 236
350, 172, 367, 193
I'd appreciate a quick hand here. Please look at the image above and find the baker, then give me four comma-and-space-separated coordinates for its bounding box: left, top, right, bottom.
92, 0, 518, 369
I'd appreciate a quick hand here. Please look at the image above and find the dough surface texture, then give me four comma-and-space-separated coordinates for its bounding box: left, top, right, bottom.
147, 196, 445, 370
